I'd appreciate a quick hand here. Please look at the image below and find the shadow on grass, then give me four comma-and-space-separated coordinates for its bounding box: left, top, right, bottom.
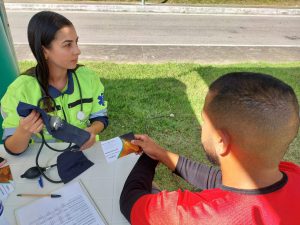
99, 64, 300, 190
178, 65, 300, 95
99, 77, 202, 191
97, 64, 300, 190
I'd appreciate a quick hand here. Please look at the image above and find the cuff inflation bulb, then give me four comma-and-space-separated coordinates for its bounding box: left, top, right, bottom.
21, 165, 57, 179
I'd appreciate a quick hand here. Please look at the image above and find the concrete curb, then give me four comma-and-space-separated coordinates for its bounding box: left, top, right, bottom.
5, 3, 300, 15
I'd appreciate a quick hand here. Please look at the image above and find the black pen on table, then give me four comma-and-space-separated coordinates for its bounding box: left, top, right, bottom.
17, 194, 61, 198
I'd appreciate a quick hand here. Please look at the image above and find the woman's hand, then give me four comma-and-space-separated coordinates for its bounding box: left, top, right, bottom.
80, 127, 96, 150
80, 121, 104, 150
19, 110, 44, 134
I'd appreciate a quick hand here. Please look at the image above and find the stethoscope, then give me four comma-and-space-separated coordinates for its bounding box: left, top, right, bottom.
37, 68, 86, 122
73, 70, 86, 121
21, 68, 86, 184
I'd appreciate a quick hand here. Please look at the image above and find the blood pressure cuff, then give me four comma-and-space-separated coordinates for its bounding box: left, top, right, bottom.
57, 150, 94, 183
16, 102, 90, 147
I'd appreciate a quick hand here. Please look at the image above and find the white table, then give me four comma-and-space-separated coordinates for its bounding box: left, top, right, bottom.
0, 142, 139, 225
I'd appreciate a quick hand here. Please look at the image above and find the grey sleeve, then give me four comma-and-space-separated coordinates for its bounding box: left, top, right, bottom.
174, 155, 222, 190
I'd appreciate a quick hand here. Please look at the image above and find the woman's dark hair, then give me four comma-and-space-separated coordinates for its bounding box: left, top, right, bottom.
25, 11, 73, 110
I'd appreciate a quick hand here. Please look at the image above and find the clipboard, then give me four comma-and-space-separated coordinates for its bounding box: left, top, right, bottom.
15, 180, 108, 225
78, 180, 109, 225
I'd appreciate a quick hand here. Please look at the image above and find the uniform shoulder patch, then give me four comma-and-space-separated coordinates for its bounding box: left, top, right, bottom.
97, 93, 105, 106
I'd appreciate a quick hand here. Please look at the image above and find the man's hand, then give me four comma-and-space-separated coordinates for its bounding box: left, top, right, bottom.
131, 134, 166, 161
19, 110, 44, 134
132, 134, 179, 171
80, 127, 96, 150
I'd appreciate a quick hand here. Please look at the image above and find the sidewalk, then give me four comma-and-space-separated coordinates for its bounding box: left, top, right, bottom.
4, 1, 300, 15
14, 44, 300, 64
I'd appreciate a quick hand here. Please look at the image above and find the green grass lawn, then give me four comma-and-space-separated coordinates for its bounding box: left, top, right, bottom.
19, 61, 300, 191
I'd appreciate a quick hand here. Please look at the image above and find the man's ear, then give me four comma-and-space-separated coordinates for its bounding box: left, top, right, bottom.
215, 129, 230, 157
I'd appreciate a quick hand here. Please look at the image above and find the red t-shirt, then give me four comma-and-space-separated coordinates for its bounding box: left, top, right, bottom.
131, 162, 300, 225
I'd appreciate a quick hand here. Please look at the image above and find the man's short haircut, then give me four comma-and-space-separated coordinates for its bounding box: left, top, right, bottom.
205, 72, 299, 151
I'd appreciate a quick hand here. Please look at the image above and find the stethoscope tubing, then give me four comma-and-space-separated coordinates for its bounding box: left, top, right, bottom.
34, 68, 84, 183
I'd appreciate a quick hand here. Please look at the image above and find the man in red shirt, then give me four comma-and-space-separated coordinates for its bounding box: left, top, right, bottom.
120, 72, 300, 225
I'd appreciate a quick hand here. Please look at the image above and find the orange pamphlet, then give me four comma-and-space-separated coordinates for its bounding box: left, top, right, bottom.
101, 132, 141, 163
0, 165, 13, 183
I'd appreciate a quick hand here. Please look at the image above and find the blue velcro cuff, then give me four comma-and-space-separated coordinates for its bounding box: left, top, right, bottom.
57, 150, 94, 183
16, 102, 90, 147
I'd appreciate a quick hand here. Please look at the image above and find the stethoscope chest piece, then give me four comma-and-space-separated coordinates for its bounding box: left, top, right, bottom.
77, 111, 86, 121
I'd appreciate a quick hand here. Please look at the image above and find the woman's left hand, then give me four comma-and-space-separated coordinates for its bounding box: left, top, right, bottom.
80, 127, 96, 150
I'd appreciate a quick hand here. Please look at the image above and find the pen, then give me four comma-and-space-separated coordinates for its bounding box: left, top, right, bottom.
17, 194, 61, 198
38, 176, 44, 188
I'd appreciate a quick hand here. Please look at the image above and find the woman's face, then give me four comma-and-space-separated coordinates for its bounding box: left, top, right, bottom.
43, 25, 81, 71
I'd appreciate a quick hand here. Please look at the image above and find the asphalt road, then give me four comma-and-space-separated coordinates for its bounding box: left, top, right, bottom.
7, 10, 300, 63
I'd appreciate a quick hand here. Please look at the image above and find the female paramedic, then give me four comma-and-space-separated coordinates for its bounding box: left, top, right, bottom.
0, 11, 108, 155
